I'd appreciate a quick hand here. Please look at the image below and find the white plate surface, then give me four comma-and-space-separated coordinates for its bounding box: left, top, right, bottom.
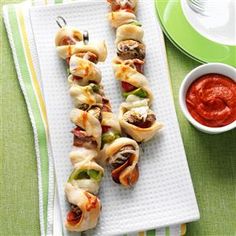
181, 0, 236, 46
30, 1, 199, 235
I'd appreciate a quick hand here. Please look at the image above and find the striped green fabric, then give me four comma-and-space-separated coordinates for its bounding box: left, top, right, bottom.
55, 0, 63, 3
147, 230, 156, 236
7, 6, 49, 231
165, 227, 170, 236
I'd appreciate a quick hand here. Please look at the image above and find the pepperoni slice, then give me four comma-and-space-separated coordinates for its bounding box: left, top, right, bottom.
102, 126, 111, 133
121, 82, 136, 92
67, 211, 81, 225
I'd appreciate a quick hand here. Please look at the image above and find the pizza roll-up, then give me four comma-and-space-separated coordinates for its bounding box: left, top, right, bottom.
112, 57, 153, 103
55, 26, 107, 61
100, 112, 139, 187
70, 108, 102, 150
107, 0, 163, 142
108, 10, 137, 28
55, 27, 83, 59
107, 0, 138, 12
119, 96, 163, 142
115, 24, 144, 45
65, 183, 101, 232
72, 41, 107, 62
68, 54, 102, 86
105, 137, 139, 187
69, 83, 104, 110
69, 147, 103, 195
101, 114, 140, 186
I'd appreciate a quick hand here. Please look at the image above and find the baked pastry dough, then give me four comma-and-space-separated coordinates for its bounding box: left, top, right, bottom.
65, 183, 101, 232
69, 55, 101, 82
70, 108, 102, 150
108, 11, 136, 28
99, 111, 139, 186
101, 137, 139, 187
55, 27, 83, 59
69, 147, 98, 166
112, 57, 153, 104
107, 0, 138, 12
68, 147, 104, 194
101, 112, 121, 134
115, 24, 144, 44
119, 103, 163, 142
73, 41, 107, 62
68, 74, 101, 87
69, 84, 103, 109
56, 34, 107, 61
55, 27, 83, 46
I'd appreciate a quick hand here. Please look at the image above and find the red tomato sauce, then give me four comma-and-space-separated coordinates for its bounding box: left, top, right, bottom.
186, 73, 236, 127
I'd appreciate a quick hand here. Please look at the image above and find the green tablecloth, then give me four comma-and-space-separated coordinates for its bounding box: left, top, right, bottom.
0, 1, 235, 235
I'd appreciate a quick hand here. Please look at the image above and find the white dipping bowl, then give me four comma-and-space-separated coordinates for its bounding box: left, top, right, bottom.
179, 63, 236, 134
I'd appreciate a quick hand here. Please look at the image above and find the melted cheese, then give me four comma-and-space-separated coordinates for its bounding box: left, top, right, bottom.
130, 106, 149, 120
71, 179, 99, 195
70, 56, 101, 79
69, 85, 100, 107
124, 95, 149, 108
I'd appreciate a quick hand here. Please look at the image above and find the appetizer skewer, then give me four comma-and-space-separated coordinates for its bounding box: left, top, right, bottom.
55, 17, 140, 232
55, 23, 104, 232
107, 0, 163, 142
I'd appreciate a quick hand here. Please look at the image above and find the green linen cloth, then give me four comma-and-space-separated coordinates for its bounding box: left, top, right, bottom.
0, 1, 235, 236
166, 39, 236, 236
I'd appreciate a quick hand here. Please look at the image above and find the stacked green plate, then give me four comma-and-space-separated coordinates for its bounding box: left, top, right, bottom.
155, 0, 236, 66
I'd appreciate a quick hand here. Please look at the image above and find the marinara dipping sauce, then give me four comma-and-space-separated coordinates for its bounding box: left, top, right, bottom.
186, 73, 236, 127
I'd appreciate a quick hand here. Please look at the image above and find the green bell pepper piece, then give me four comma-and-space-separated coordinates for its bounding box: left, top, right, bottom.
68, 169, 102, 182
66, 68, 70, 75
88, 170, 102, 181
90, 83, 100, 93
102, 132, 120, 145
129, 21, 142, 27
123, 88, 148, 98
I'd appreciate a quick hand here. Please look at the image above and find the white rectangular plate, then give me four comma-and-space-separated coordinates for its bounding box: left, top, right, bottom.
30, 1, 199, 235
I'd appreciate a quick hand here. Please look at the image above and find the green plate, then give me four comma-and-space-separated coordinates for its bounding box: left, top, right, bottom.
155, 0, 236, 67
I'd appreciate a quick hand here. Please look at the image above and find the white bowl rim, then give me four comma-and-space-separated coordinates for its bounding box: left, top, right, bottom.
179, 63, 236, 134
